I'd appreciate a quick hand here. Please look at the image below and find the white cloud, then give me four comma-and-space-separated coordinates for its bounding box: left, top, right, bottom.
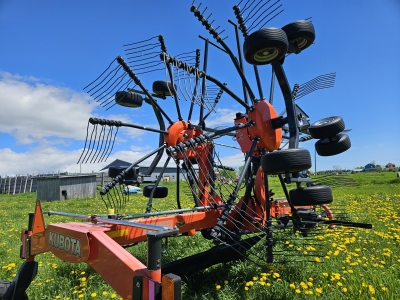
0, 73, 150, 146
202, 108, 237, 128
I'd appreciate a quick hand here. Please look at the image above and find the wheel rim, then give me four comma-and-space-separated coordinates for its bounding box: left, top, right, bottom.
253, 48, 280, 63
291, 38, 308, 49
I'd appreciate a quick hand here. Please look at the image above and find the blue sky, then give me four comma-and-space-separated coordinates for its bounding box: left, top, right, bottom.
0, 0, 399, 176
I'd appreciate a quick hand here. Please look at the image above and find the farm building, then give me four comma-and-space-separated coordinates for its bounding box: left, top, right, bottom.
385, 162, 396, 168
36, 174, 97, 201
363, 163, 377, 172
100, 159, 198, 182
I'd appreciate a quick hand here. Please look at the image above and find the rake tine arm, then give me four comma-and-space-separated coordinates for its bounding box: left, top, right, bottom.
191, 4, 257, 103
116, 56, 174, 125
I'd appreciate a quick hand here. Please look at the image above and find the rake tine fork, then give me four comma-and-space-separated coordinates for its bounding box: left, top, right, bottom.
90, 124, 106, 163
79, 123, 97, 164
98, 125, 114, 162
77, 120, 91, 164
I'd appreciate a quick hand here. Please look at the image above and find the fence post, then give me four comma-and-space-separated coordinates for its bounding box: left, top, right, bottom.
13, 176, 17, 195
29, 176, 33, 192
7, 176, 10, 194
24, 175, 28, 193
101, 173, 104, 187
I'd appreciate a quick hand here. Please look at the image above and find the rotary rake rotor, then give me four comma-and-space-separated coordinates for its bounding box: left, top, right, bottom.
4, 1, 372, 299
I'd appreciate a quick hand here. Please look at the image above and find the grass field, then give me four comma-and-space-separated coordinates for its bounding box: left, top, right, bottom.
1, 172, 399, 299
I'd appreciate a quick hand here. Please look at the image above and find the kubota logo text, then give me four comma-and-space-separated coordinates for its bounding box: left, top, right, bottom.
48, 232, 81, 257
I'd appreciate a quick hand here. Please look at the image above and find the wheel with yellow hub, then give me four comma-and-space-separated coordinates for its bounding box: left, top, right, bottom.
243, 27, 288, 65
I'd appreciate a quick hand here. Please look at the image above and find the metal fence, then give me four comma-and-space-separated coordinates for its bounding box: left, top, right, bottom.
0, 173, 113, 194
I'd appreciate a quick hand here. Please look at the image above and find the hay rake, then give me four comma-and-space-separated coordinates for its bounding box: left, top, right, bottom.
3, 1, 372, 299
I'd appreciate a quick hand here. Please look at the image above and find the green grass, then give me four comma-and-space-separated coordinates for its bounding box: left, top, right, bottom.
1, 172, 400, 299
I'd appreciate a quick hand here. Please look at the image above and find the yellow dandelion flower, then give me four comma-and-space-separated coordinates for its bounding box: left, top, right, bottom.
224, 280, 228, 284
295, 289, 301, 294
216, 285, 221, 290
369, 285, 375, 294
342, 287, 347, 293
111, 294, 117, 299
289, 283, 295, 289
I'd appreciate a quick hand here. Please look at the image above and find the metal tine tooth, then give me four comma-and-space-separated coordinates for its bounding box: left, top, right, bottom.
102, 79, 135, 109
79, 123, 97, 164
77, 120, 91, 164
109, 188, 118, 212
83, 123, 99, 164
257, 3, 284, 30
98, 126, 114, 162
126, 52, 160, 64
123, 35, 159, 47
83, 58, 117, 91
242, 0, 263, 23
95, 72, 128, 103
90, 124, 106, 163
89, 66, 123, 98
124, 42, 160, 53
103, 127, 119, 162
99, 193, 109, 210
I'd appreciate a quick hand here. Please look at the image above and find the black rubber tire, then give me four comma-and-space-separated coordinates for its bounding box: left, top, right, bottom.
115, 91, 143, 108
282, 20, 315, 53
152, 81, 176, 97
143, 185, 168, 198
308, 116, 345, 139
315, 134, 351, 156
243, 27, 288, 65
108, 166, 137, 179
261, 148, 311, 175
289, 185, 333, 206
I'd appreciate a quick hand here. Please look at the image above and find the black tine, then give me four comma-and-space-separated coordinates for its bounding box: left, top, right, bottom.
89, 65, 123, 98
257, 4, 284, 30
127, 53, 160, 64
90, 124, 105, 164
124, 41, 160, 52
83, 58, 117, 90
96, 72, 129, 104
103, 127, 119, 162
100, 78, 135, 109
80, 123, 97, 164
92, 124, 108, 163
123, 35, 159, 47
100, 194, 108, 210
84, 123, 98, 164
77, 120, 90, 164
125, 46, 159, 57
99, 125, 114, 163
110, 186, 118, 212
240, 0, 254, 13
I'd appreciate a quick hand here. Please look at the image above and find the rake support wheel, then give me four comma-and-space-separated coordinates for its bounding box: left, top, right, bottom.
289, 185, 333, 206
261, 148, 311, 175
143, 185, 168, 198
282, 20, 315, 53
308, 116, 345, 139
152, 80, 176, 97
115, 91, 143, 108
315, 134, 351, 156
243, 27, 288, 65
